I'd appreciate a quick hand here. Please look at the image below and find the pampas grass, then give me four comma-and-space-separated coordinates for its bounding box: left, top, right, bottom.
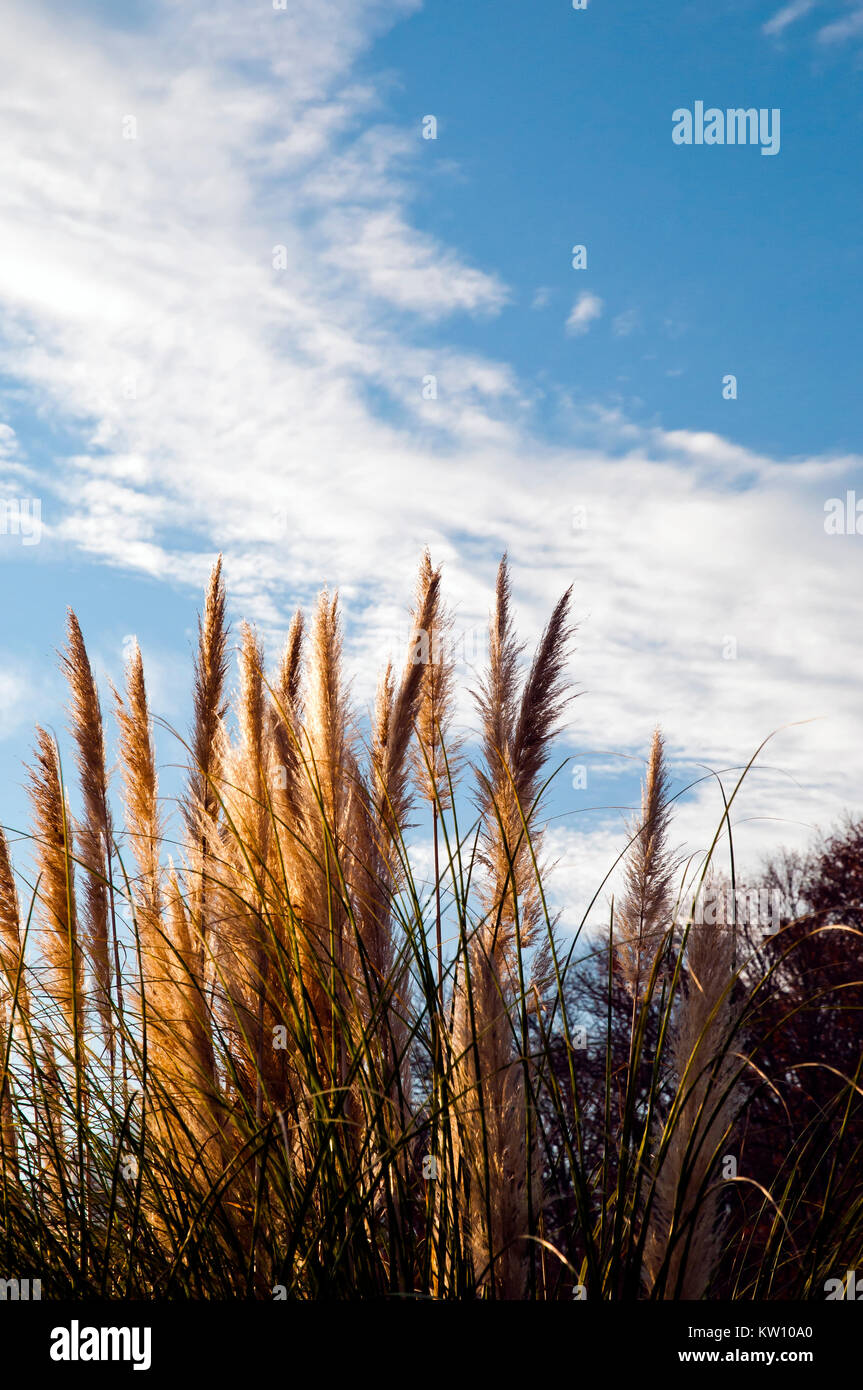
0, 826, 27, 1026
28, 728, 83, 1046
184, 555, 229, 994
0, 828, 26, 1187
61, 611, 116, 1077
412, 553, 460, 1009
0, 554, 861, 1300
616, 728, 675, 1008
451, 557, 574, 1298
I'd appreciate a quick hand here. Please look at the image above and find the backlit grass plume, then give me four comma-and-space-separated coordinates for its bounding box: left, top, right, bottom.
28, 728, 83, 1046
183, 555, 229, 992
451, 557, 574, 1297
60, 610, 117, 1078
616, 727, 676, 1008
0, 826, 27, 1025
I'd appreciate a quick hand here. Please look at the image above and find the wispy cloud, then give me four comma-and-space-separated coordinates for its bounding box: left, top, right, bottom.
763, 0, 817, 37
818, 4, 863, 42
0, 0, 860, 887
319, 208, 508, 317
566, 291, 604, 337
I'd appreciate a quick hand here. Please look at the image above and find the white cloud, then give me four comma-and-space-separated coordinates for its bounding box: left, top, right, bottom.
320, 208, 508, 317
763, 0, 817, 36
0, 425, 20, 460
566, 292, 604, 337
0, 423, 33, 487
818, 5, 863, 41
0, 0, 860, 901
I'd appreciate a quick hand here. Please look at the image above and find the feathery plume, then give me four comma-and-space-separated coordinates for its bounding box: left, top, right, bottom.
358, 564, 442, 1032
356, 565, 440, 1116
0, 1001, 16, 1175
411, 550, 459, 812
295, 589, 356, 1086
0, 827, 28, 1026
183, 556, 229, 979
60, 611, 114, 1062
475, 555, 523, 817
305, 590, 351, 827
454, 559, 574, 1298
28, 728, 83, 1043
277, 609, 305, 724
236, 622, 269, 852
38, 1033, 64, 1198
113, 644, 163, 1004
150, 871, 222, 1177
616, 728, 676, 1004
373, 563, 440, 846
270, 609, 305, 828
475, 562, 574, 964
0, 832, 27, 1185
410, 552, 460, 1006
509, 585, 574, 813
216, 623, 277, 1113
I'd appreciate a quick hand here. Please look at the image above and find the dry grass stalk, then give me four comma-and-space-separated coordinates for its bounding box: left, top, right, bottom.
28, 727, 83, 1044
215, 623, 281, 1114
269, 609, 306, 835
114, 644, 226, 1180
38, 1033, 64, 1199
453, 557, 573, 1297
0, 999, 17, 1175
293, 588, 356, 1088
112, 641, 167, 1073
411, 550, 458, 813
61, 611, 116, 1068
156, 873, 223, 1177
410, 551, 460, 1003
183, 556, 229, 987
362, 562, 441, 979
355, 563, 443, 1117
0, 826, 28, 1028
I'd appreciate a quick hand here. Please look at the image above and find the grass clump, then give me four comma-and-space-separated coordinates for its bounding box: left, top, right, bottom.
1, 552, 861, 1300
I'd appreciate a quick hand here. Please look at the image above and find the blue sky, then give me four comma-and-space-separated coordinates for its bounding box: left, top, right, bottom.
374, 0, 863, 455
0, 0, 861, 925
